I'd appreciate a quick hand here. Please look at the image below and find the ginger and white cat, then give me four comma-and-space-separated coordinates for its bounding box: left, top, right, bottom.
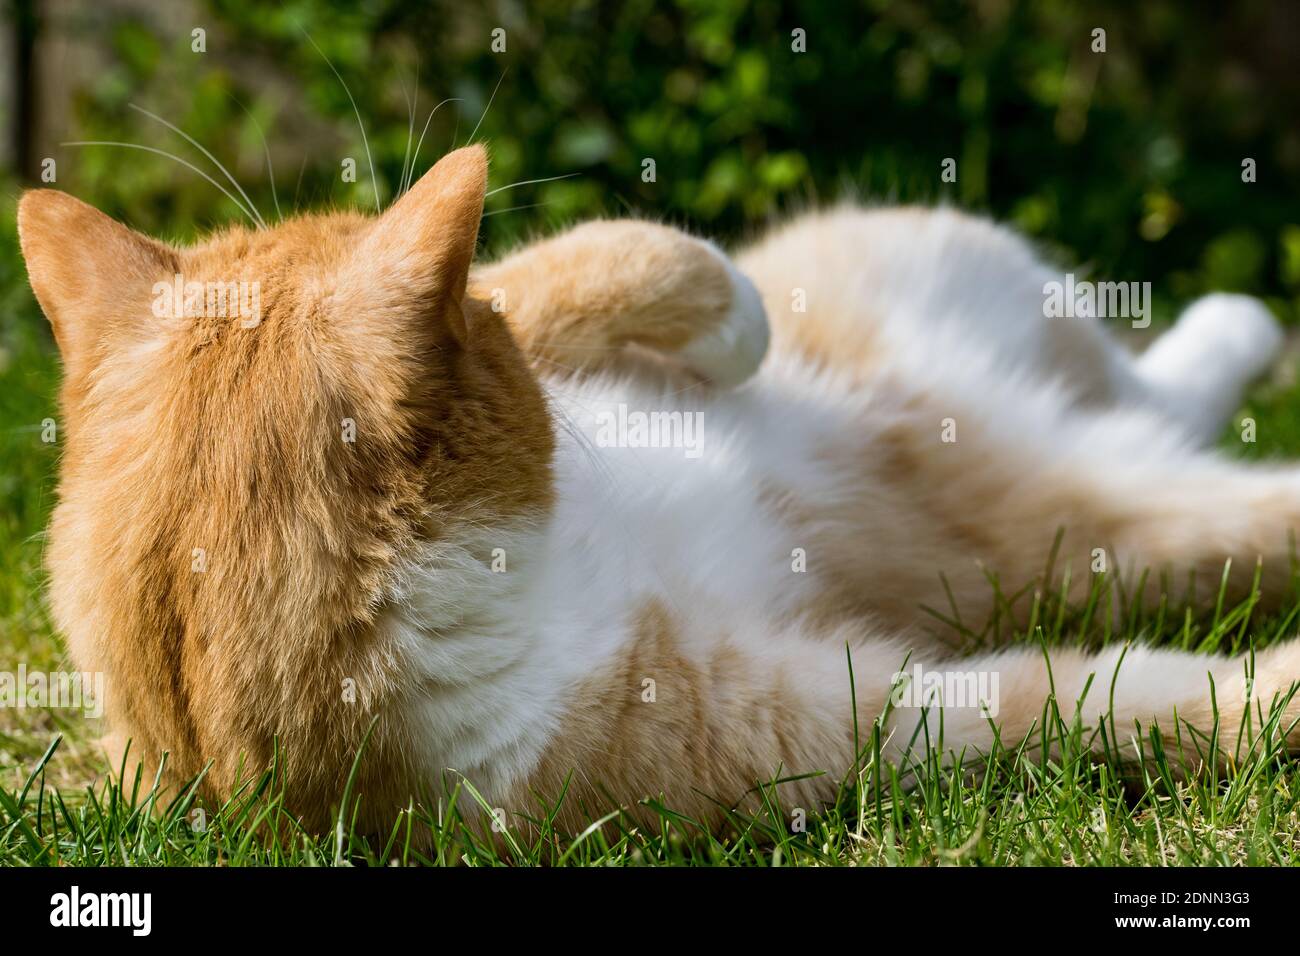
17, 146, 1300, 835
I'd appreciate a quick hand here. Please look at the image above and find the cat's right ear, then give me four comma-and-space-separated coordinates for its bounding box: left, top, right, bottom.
357, 146, 488, 347
17, 190, 176, 381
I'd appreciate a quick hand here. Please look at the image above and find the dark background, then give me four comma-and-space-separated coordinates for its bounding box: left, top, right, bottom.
5, 0, 1300, 311
3, 0, 1300, 627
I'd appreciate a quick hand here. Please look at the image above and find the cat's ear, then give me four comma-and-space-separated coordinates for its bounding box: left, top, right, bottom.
362, 145, 488, 345
17, 190, 176, 379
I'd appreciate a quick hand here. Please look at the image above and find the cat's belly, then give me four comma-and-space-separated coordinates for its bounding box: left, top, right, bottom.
541, 358, 869, 630
381, 360, 883, 802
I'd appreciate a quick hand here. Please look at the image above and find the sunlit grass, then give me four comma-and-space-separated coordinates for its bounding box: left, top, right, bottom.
3, 254, 1300, 864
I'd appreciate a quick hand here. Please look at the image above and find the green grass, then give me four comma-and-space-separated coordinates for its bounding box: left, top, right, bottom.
4, 576, 1300, 866
3, 212, 1300, 866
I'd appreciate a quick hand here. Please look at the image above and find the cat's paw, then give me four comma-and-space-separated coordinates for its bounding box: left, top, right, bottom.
1172, 293, 1283, 381
675, 243, 770, 387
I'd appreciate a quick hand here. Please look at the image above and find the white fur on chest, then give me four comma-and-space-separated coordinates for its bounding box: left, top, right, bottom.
542, 358, 884, 631
375, 358, 863, 799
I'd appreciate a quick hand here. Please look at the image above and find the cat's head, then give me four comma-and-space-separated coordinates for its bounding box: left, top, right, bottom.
16, 147, 554, 807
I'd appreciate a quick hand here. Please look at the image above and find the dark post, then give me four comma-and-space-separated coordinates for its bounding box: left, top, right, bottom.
10, 0, 39, 182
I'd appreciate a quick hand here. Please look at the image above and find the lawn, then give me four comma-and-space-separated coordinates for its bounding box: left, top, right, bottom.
2, 200, 1300, 867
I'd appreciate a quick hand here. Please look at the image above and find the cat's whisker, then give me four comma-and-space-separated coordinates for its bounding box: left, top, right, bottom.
127, 103, 267, 229
407, 98, 461, 197
465, 68, 507, 146
484, 173, 579, 198
529, 341, 657, 352
531, 350, 713, 399
398, 63, 417, 198
293, 155, 308, 212
298, 23, 381, 212
481, 202, 550, 218
529, 355, 596, 376
60, 141, 262, 228
546, 394, 621, 495
227, 93, 281, 222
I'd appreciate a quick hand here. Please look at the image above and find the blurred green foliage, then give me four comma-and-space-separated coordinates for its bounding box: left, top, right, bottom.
4, 0, 1300, 319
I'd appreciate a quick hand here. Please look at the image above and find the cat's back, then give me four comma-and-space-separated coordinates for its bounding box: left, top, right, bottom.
736, 204, 1059, 382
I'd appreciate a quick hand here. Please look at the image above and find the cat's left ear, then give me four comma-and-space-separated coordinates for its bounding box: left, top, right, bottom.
362, 145, 488, 345
17, 190, 177, 382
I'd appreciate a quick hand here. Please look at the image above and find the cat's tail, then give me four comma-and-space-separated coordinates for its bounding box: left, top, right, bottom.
886, 639, 1300, 773
1134, 293, 1283, 444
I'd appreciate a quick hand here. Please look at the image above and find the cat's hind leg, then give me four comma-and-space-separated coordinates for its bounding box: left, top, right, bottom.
829, 336, 1300, 626
1132, 293, 1283, 444
739, 206, 1283, 445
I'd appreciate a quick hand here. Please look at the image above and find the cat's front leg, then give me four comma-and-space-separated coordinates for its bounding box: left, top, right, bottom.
470, 220, 769, 386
